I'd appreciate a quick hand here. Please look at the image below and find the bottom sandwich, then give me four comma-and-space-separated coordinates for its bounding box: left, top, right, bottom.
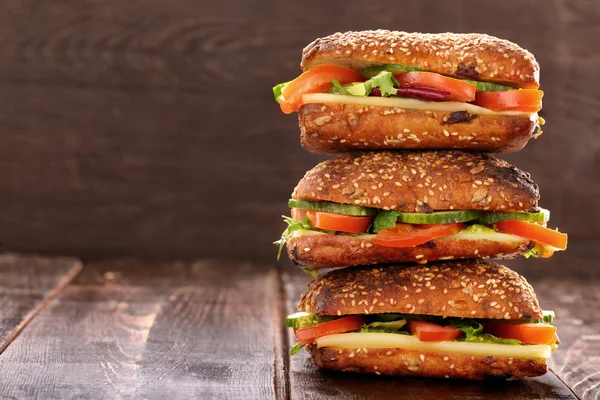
286, 260, 557, 380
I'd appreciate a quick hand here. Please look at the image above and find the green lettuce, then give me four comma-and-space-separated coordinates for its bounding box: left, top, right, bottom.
289, 342, 305, 356
273, 216, 310, 260
360, 319, 407, 333
452, 320, 522, 345
361, 64, 424, 77
330, 71, 399, 97
302, 268, 320, 277
373, 210, 400, 232
272, 81, 290, 101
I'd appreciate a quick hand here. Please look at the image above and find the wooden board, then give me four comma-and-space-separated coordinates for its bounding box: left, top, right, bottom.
281, 265, 585, 400
0, 259, 284, 399
0, 257, 597, 398
0, 0, 596, 263
536, 279, 600, 400
0, 253, 82, 353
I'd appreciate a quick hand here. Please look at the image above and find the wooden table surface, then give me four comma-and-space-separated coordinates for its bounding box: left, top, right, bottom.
0, 253, 597, 399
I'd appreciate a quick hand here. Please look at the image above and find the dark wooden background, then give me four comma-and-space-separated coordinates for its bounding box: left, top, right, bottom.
0, 0, 597, 278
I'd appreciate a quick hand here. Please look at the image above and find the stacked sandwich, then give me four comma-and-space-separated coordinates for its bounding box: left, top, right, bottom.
273, 31, 567, 380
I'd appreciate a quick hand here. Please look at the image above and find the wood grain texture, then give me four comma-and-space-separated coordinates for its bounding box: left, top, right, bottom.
536, 279, 600, 400
0, 260, 284, 399
0, 253, 81, 353
281, 263, 588, 399
0, 0, 595, 265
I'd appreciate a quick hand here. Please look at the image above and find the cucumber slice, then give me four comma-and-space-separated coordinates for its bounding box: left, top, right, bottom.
463, 80, 513, 92
288, 199, 378, 216
476, 209, 550, 225
285, 312, 336, 329
361, 64, 424, 77
373, 210, 482, 232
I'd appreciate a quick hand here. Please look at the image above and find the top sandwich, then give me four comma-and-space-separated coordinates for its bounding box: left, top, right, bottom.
276, 151, 567, 269
273, 30, 544, 154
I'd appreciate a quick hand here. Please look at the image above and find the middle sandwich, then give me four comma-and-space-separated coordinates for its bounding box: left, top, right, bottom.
276, 150, 567, 269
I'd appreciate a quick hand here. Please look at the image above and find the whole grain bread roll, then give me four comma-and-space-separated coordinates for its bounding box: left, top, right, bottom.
302, 30, 539, 88
298, 103, 538, 154
307, 345, 547, 379
287, 231, 533, 269
292, 151, 539, 213
298, 260, 543, 320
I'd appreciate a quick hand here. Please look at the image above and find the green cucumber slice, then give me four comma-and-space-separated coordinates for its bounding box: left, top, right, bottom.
463, 80, 513, 92
285, 312, 336, 329
360, 64, 424, 77
288, 199, 377, 216
373, 210, 482, 232
476, 209, 550, 225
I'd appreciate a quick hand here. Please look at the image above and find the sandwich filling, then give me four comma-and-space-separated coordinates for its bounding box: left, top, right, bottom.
286, 311, 558, 359
273, 65, 543, 122
275, 200, 567, 260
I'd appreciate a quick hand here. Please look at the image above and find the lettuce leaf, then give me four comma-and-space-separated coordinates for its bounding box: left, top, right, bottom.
290, 342, 305, 356
330, 71, 399, 97
452, 320, 522, 345
274, 216, 311, 260
361, 64, 424, 77
362, 319, 407, 332
272, 81, 290, 102
373, 210, 400, 232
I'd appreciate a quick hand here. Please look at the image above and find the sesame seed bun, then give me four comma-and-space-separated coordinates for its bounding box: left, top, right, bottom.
298, 103, 537, 154
302, 31, 539, 88
307, 345, 547, 379
287, 232, 533, 269
292, 151, 539, 213
298, 260, 543, 320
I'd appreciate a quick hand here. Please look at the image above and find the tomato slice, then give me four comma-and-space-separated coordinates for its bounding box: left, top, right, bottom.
279, 65, 364, 114
484, 321, 557, 345
394, 72, 476, 102
295, 316, 364, 345
374, 222, 464, 248
494, 220, 567, 250
408, 320, 463, 342
472, 89, 543, 112
291, 208, 373, 234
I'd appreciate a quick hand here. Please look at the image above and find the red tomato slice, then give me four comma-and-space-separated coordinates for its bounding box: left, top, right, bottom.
291, 208, 373, 234
484, 321, 557, 345
394, 72, 476, 102
472, 89, 543, 112
408, 320, 463, 342
494, 220, 567, 250
374, 222, 464, 248
279, 65, 364, 114
295, 316, 364, 345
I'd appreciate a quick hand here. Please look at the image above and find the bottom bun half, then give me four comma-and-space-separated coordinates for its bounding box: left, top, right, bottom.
287, 232, 533, 269
299, 103, 537, 154
307, 344, 547, 380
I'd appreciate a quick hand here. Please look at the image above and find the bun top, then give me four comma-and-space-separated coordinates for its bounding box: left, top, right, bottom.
292, 151, 539, 213
298, 260, 543, 320
302, 30, 539, 88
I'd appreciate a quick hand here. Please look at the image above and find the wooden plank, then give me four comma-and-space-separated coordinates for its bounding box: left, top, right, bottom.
281, 265, 581, 399
535, 278, 600, 400
0, 253, 82, 353
0, 259, 284, 399
0, 0, 595, 261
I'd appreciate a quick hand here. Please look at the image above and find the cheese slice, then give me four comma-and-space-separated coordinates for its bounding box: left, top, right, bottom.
291, 229, 527, 243
316, 333, 551, 360
302, 93, 537, 118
